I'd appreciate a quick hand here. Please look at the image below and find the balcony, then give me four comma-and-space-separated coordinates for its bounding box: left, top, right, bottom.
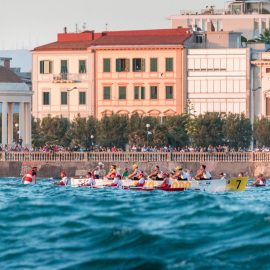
53, 73, 82, 83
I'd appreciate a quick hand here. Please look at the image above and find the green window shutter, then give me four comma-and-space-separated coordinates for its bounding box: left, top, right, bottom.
119, 86, 126, 100
150, 58, 158, 72
125, 59, 130, 72
116, 59, 121, 72
166, 86, 173, 99
103, 59, 111, 72
166, 58, 173, 72
141, 87, 145, 99
40, 61, 44, 74
150, 86, 158, 99
141, 59, 145, 72
79, 92, 86, 105
61, 92, 68, 105
43, 92, 50, 105
79, 60, 86, 73
103, 87, 111, 100
61, 60, 68, 73
134, 86, 139, 99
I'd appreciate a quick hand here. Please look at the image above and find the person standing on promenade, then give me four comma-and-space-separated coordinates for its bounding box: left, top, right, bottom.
22, 167, 38, 184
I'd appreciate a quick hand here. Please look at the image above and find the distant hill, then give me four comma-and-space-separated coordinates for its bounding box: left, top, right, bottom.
0, 50, 31, 72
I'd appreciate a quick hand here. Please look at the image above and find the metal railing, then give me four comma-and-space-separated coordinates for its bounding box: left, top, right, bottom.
1, 151, 270, 163
53, 73, 82, 83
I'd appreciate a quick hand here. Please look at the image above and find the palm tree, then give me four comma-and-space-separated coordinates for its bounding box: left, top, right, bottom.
248, 29, 270, 44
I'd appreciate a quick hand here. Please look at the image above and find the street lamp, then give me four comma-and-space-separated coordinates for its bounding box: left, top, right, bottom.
67, 87, 78, 120
90, 134, 94, 149
15, 123, 19, 144
146, 123, 150, 147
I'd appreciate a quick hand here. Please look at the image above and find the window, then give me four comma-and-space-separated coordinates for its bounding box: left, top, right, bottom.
132, 58, 145, 72
61, 92, 67, 105
266, 68, 270, 73
196, 35, 203, 44
40, 60, 52, 74
61, 60, 68, 73
79, 60, 86, 74
166, 58, 173, 72
79, 92, 86, 105
134, 86, 145, 100
116, 59, 130, 72
119, 86, 126, 100
43, 92, 50, 105
103, 58, 111, 72
150, 86, 158, 99
150, 58, 158, 72
166, 86, 173, 99
103, 86, 111, 100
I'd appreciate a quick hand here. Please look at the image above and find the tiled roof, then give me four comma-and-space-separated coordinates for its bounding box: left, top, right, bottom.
0, 66, 22, 83
33, 40, 94, 51
92, 29, 191, 46
33, 28, 191, 51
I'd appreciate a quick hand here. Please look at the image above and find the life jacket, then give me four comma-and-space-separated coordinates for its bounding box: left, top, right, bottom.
24, 170, 36, 183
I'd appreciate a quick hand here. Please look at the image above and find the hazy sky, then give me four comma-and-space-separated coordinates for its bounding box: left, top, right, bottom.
1, 0, 225, 50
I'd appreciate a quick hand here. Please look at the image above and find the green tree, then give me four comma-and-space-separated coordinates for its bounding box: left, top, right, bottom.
223, 113, 252, 149
253, 117, 270, 146
98, 114, 129, 148
249, 29, 270, 44
163, 115, 190, 147
186, 112, 224, 147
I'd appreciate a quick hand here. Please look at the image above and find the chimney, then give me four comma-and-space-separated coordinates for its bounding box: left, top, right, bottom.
64, 27, 67, 33
207, 20, 215, 32
4, 59, 10, 69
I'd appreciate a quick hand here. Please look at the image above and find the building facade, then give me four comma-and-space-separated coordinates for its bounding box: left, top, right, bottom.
169, 0, 270, 40
32, 31, 101, 120
186, 48, 250, 115
91, 29, 190, 118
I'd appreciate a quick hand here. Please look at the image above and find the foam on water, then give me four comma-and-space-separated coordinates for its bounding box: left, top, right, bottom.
0, 178, 269, 270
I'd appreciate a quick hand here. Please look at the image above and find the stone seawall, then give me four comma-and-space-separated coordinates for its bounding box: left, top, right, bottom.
0, 161, 269, 178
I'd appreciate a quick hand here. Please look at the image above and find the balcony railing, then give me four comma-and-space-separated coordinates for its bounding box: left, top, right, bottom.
2, 151, 270, 163
53, 73, 82, 83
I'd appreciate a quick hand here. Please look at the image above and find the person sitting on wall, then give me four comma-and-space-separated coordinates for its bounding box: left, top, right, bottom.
252, 173, 266, 187
194, 164, 212, 180
106, 165, 117, 180
128, 164, 140, 180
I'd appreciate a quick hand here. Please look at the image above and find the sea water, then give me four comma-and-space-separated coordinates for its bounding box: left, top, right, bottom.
0, 178, 269, 270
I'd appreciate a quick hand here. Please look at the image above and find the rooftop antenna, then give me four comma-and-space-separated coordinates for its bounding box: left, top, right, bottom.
105, 23, 108, 31
76, 24, 78, 33
82, 22, 87, 31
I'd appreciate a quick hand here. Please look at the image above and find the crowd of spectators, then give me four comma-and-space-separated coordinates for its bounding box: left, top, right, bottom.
1, 143, 270, 153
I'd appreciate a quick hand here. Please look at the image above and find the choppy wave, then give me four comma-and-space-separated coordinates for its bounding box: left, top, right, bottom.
0, 178, 269, 269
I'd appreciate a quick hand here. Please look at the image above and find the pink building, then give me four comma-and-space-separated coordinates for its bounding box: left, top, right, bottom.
32, 29, 191, 119
91, 29, 191, 118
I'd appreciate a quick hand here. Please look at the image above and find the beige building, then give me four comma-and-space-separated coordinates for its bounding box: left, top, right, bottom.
169, 0, 270, 40
32, 31, 100, 120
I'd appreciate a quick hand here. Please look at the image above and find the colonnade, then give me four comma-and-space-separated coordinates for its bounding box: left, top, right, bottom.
1, 102, 32, 146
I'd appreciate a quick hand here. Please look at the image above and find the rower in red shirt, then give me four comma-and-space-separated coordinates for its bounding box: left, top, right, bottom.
22, 167, 38, 184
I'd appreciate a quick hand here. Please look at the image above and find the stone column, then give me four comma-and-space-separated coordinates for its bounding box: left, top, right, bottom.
24, 103, 32, 146
19, 102, 25, 146
8, 103, 13, 145
2, 102, 8, 146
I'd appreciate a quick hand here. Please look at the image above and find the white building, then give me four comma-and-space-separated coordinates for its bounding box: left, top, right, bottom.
186, 48, 250, 115
169, 0, 270, 40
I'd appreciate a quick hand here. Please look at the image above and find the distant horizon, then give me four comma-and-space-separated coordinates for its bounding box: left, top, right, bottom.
1, 0, 225, 50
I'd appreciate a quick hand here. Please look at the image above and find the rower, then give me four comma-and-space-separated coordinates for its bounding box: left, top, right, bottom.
22, 166, 38, 184
135, 172, 146, 187
148, 165, 162, 180
111, 174, 122, 187
85, 171, 96, 187
194, 165, 212, 180
219, 172, 227, 180
56, 171, 70, 186
128, 164, 140, 180
174, 166, 187, 180
252, 173, 266, 187
122, 168, 129, 179
106, 165, 117, 180
160, 172, 173, 188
